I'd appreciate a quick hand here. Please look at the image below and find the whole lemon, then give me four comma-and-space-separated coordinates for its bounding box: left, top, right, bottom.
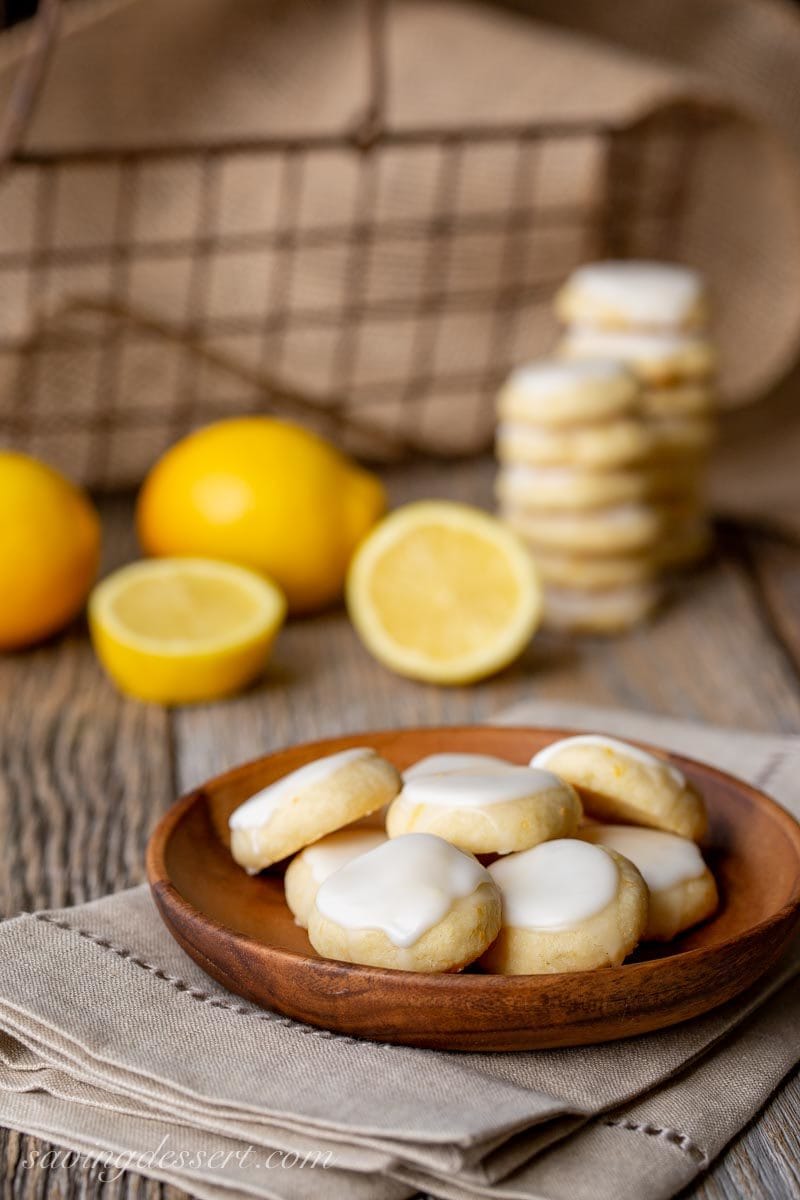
0, 452, 101, 650
136, 418, 386, 614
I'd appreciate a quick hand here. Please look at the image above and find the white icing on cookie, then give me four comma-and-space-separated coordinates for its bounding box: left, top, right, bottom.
542, 582, 661, 620
489, 839, 618, 930
560, 327, 713, 370
314, 832, 489, 948
506, 358, 633, 395
401, 767, 568, 809
229, 748, 374, 831
403, 752, 513, 780
531, 734, 685, 787
598, 504, 658, 526
565, 262, 704, 326
301, 829, 387, 885
502, 464, 597, 487
580, 824, 705, 892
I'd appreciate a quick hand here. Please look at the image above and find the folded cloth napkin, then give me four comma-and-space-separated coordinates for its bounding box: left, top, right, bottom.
1, 702, 799, 1200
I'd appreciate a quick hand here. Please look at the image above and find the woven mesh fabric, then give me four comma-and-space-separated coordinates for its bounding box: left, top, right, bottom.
0, 0, 799, 487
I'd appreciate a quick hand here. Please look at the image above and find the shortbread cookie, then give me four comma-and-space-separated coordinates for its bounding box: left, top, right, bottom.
496, 463, 649, 511
403, 753, 514, 780
641, 384, 716, 419
542, 581, 662, 634
496, 418, 653, 469
531, 734, 708, 840
503, 503, 664, 556
533, 549, 659, 591
647, 415, 717, 459
555, 261, 708, 332
644, 460, 704, 503
308, 833, 501, 972
386, 767, 582, 855
284, 829, 386, 928
229, 747, 401, 872
497, 360, 639, 427
479, 839, 648, 974
559, 328, 716, 386
579, 824, 718, 941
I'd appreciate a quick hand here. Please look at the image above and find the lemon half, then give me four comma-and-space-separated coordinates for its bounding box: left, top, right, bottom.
346, 501, 542, 684
89, 558, 286, 704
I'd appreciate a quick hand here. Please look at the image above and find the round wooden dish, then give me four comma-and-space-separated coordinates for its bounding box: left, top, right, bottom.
147, 726, 800, 1051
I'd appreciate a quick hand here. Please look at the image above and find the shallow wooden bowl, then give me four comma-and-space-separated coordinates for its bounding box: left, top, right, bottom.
147, 726, 800, 1051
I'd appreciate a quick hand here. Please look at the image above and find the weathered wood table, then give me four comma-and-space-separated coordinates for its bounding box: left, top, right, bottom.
1, 456, 799, 1199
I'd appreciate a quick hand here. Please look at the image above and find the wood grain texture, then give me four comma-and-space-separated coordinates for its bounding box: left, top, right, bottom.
1, 459, 799, 1196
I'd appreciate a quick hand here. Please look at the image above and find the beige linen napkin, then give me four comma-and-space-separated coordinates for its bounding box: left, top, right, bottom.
0, 703, 799, 1200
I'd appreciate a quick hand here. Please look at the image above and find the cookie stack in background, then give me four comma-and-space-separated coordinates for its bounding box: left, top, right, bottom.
495, 261, 718, 635
495, 359, 667, 634
557, 262, 717, 572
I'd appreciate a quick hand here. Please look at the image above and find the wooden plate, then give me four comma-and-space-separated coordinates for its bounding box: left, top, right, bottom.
147, 726, 800, 1051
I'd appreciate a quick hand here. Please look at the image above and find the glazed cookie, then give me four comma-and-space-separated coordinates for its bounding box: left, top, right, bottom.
479, 838, 648, 974
555, 261, 708, 332
229, 747, 401, 873
403, 752, 514, 780
497, 359, 639, 427
647, 415, 717, 459
308, 832, 502, 973
503, 503, 665, 555
284, 829, 387, 928
559, 328, 716, 386
644, 460, 704, 503
641, 383, 716, 419
386, 766, 582, 855
579, 824, 718, 941
542, 580, 663, 634
496, 418, 653, 469
533, 549, 659, 591
496, 463, 649, 511
531, 734, 708, 840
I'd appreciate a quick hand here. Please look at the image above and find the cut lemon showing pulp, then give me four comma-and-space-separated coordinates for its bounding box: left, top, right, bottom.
346, 501, 542, 684
89, 558, 286, 704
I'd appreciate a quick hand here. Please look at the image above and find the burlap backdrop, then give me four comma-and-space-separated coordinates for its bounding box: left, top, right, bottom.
1, 0, 800, 488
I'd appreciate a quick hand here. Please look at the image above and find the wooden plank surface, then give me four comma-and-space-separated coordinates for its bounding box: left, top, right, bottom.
1, 457, 799, 1199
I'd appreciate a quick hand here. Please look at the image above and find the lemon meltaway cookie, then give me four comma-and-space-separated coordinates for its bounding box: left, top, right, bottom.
386, 766, 582, 855
496, 463, 650, 511
559, 328, 716, 387
229, 747, 401, 873
479, 838, 648, 974
308, 833, 502, 973
403, 752, 514, 780
497, 359, 639, 427
533, 549, 659, 591
641, 383, 716, 419
284, 829, 386, 928
579, 824, 718, 941
555, 261, 708, 332
541, 581, 663, 634
505, 503, 665, 555
531, 734, 708, 841
647, 415, 717, 460
496, 417, 653, 469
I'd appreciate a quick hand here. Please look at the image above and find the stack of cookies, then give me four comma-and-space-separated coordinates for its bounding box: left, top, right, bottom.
495, 358, 667, 634
557, 261, 717, 571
